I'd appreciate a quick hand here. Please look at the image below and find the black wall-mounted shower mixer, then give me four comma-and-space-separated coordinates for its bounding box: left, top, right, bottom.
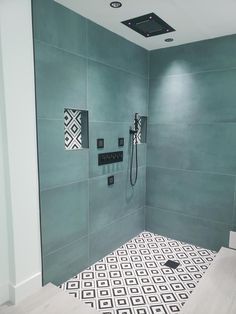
129, 113, 139, 186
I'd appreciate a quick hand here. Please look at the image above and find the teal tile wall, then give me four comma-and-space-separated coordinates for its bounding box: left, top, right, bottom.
87, 21, 147, 77
88, 60, 148, 123
146, 207, 231, 251
33, 0, 235, 284
147, 34, 236, 251
32, 0, 148, 285
34, 42, 87, 120
89, 208, 145, 265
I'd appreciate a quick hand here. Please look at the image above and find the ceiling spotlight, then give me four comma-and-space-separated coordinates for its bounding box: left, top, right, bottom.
165, 38, 174, 42
110, 1, 122, 8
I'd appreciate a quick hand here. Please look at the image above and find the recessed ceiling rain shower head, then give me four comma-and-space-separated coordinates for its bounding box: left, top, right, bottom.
122, 13, 175, 38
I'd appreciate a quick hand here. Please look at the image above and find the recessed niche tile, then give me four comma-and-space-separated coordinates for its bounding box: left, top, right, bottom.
134, 115, 147, 144
64, 108, 89, 150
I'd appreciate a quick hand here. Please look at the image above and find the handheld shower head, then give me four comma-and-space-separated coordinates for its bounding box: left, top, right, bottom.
129, 113, 140, 186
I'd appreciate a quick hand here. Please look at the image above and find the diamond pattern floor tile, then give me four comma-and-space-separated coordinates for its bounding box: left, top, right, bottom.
60, 232, 216, 314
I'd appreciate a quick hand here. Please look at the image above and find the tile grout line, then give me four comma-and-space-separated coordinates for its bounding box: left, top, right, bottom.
86, 18, 91, 267
147, 164, 236, 178
40, 165, 147, 193
88, 206, 145, 237
34, 38, 149, 80
231, 177, 236, 231
146, 205, 232, 227
44, 234, 89, 258
149, 64, 236, 80
148, 122, 236, 125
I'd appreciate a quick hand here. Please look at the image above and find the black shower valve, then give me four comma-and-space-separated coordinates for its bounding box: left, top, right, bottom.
108, 175, 114, 186
118, 137, 124, 147
98, 151, 123, 165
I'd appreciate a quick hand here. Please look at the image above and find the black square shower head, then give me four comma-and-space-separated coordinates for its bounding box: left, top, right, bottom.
122, 13, 175, 38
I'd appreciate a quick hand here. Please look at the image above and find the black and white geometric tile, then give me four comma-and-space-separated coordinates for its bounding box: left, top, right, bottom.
64, 108, 82, 150
136, 117, 142, 145
60, 232, 216, 314
133, 117, 142, 145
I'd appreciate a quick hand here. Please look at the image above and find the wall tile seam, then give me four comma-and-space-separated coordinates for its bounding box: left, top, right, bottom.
40, 165, 146, 192
37, 119, 146, 124
145, 51, 150, 215
37, 117, 66, 121
43, 234, 89, 258
231, 177, 236, 228
89, 120, 148, 124
149, 65, 236, 80
40, 178, 90, 193
90, 121, 131, 125
146, 205, 233, 227
34, 39, 149, 79
146, 165, 236, 178
88, 57, 149, 79
144, 226, 213, 250
148, 122, 236, 126
88, 206, 145, 237
86, 19, 90, 266
89, 165, 146, 181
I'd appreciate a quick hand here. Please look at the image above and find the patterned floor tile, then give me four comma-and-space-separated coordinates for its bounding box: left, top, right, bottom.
60, 231, 216, 314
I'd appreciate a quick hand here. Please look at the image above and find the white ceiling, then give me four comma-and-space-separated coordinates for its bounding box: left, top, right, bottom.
55, 0, 236, 51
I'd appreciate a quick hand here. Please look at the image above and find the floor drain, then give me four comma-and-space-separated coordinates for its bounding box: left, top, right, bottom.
164, 260, 180, 269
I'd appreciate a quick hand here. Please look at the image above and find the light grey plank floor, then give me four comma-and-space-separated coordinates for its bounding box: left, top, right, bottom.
0, 284, 98, 314
181, 247, 236, 314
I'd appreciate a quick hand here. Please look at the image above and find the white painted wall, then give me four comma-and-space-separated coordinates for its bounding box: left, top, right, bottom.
0, 0, 42, 304
0, 31, 10, 305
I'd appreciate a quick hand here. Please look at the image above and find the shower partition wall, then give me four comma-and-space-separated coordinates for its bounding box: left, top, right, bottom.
146, 35, 236, 251
32, 0, 148, 285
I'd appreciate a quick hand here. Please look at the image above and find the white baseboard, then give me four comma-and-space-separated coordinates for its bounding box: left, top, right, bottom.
0, 283, 9, 305
229, 231, 236, 250
9, 272, 42, 304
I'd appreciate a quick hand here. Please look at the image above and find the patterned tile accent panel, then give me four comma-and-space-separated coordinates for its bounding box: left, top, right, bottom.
64, 108, 89, 150
60, 231, 216, 314
136, 117, 142, 145
133, 116, 147, 145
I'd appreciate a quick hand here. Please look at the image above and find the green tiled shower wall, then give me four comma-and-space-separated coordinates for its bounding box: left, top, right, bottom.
33, 0, 236, 286
32, 0, 148, 285
147, 35, 236, 251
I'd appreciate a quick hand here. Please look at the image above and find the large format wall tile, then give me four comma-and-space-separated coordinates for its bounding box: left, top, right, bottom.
34, 0, 148, 286
147, 35, 236, 251
124, 166, 146, 213
37, 119, 89, 190
89, 167, 146, 235
147, 123, 236, 175
88, 21, 148, 77
149, 69, 236, 124
40, 181, 89, 256
146, 167, 234, 224
32, 0, 87, 57
35, 41, 87, 119
89, 172, 126, 234
88, 60, 148, 123
43, 236, 89, 285
146, 206, 230, 251
89, 208, 144, 265
150, 34, 236, 79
